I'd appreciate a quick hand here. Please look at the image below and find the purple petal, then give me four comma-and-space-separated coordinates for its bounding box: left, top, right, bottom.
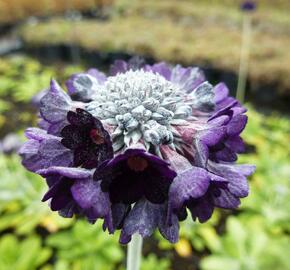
19, 138, 72, 172
169, 167, 210, 211
208, 161, 249, 198
71, 179, 112, 227
47, 121, 68, 136
209, 100, 238, 121
110, 60, 128, 76
87, 68, 107, 84
225, 136, 245, 153
58, 202, 78, 218
144, 62, 172, 80
200, 127, 226, 147
111, 203, 130, 229
65, 73, 101, 101
189, 82, 215, 112
208, 115, 231, 126
50, 195, 71, 211
213, 189, 240, 209
159, 213, 179, 243
193, 138, 209, 167
227, 115, 248, 136
214, 147, 238, 162
170, 65, 205, 93
25, 128, 55, 141
188, 196, 214, 223
37, 166, 92, 179
214, 83, 229, 104
120, 200, 160, 241
40, 79, 72, 123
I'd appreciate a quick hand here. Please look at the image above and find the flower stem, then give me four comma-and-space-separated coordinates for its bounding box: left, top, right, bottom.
236, 14, 252, 103
126, 234, 143, 270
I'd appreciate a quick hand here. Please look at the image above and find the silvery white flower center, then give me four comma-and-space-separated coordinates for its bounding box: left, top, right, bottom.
86, 70, 213, 152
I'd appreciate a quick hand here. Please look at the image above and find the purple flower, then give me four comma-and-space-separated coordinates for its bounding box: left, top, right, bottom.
161, 146, 254, 223
38, 166, 112, 228
240, 1, 257, 12
19, 128, 73, 172
19, 58, 255, 244
96, 147, 176, 204
94, 145, 178, 243
60, 108, 113, 169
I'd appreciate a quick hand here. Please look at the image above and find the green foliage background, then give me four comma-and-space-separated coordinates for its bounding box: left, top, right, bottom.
0, 56, 289, 270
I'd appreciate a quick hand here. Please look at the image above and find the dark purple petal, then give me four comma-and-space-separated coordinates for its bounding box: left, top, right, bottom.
119, 232, 132, 245
97, 147, 176, 205
187, 196, 214, 223
58, 202, 78, 218
60, 109, 113, 169
42, 176, 64, 201
67, 109, 94, 126
51, 194, 72, 211
111, 203, 131, 230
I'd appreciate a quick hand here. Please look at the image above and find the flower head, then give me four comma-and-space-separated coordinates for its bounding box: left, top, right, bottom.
20, 58, 254, 244
240, 1, 257, 12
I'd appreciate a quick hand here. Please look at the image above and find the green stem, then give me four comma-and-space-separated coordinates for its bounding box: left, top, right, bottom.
236, 14, 252, 103
126, 234, 143, 270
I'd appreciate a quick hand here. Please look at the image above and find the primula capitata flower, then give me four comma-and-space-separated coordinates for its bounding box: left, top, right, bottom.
60, 108, 113, 169
20, 58, 255, 244
94, 144, 178, 243
240, 1, 257, 12
19, 128, 73, 172
38, 166, 113, 228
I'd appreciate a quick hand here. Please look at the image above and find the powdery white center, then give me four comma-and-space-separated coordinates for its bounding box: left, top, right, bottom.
86, 70, 212, 153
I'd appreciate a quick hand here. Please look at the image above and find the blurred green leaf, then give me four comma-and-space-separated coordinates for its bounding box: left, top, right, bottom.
46, 220, 124, 270
141, 254, 171, 270
0, 234, 51, 270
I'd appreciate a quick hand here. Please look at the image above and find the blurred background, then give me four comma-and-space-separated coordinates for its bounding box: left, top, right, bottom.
0, 0, 289, 269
